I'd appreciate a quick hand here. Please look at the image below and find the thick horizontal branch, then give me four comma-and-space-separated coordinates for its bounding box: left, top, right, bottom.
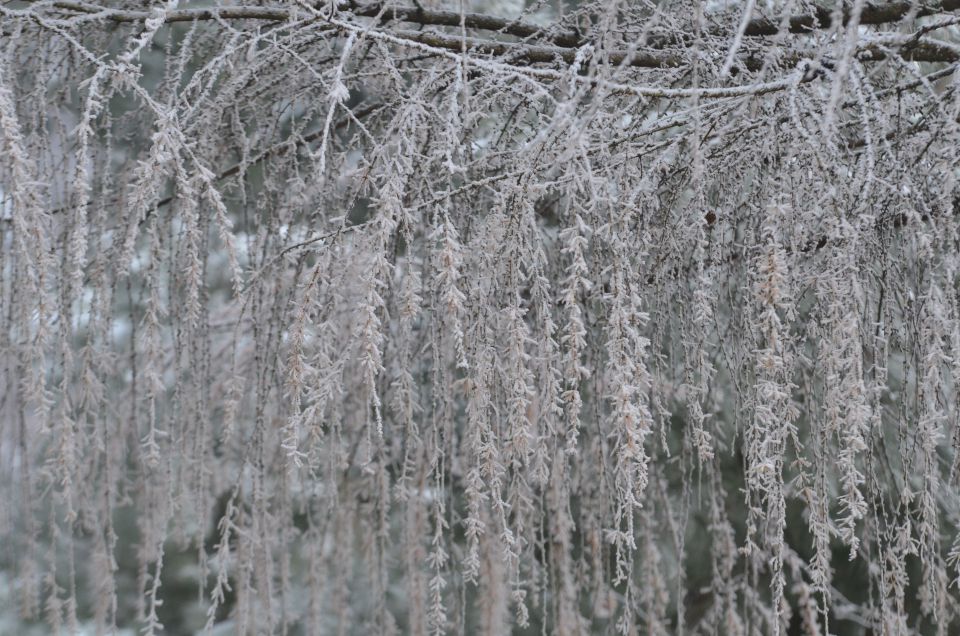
342, 1, 582, 47
43, 0, 960, 44
746, 0, 960, 36
33, 1, 960, 71
400, 29, 960, 70
388, 27, 683, 68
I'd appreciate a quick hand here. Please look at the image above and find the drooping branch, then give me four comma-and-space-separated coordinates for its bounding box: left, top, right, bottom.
3, 1, 960, 634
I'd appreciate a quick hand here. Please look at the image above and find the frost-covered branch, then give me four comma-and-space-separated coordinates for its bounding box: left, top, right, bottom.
2, 0, 960, 634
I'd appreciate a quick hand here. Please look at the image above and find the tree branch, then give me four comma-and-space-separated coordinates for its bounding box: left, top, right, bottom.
745, 0, 960, 36
42, 0, 960, 44
30, 1, 960, 70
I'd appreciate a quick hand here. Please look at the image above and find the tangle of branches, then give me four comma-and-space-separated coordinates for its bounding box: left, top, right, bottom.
1, 0, 960, 634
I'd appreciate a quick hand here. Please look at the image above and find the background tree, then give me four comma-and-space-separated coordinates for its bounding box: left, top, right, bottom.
1, 0, 959, 634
